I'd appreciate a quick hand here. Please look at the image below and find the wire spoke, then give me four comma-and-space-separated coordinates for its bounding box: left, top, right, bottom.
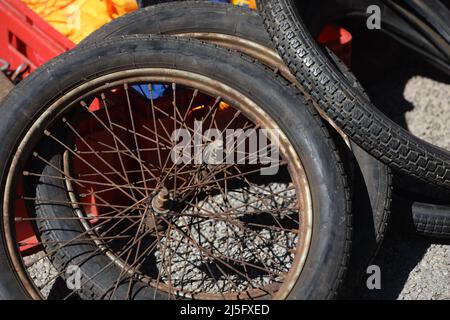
10, 80, 304, 301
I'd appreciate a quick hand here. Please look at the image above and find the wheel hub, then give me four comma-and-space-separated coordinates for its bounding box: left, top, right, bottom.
144, 188, 171, 232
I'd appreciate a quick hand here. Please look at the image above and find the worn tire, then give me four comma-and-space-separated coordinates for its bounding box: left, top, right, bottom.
259, 0, 450, 200
0, 36, 351, 299
412, 203, 450, 238
82, 0, 392, 271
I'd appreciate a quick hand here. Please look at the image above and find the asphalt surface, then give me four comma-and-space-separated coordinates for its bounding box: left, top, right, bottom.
1, 52, 449, 300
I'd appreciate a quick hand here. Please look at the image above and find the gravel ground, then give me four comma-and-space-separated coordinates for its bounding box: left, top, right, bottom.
404, 76, 450, 151
0, 72, 13, 98
1, 53, 449, 300
341, 57, 450, 300
372, 71, 450, 300
155, 182, 297, 294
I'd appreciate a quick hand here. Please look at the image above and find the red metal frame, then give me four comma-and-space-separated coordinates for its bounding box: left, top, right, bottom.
0, 0, 74, 255
0, 0, 74, 74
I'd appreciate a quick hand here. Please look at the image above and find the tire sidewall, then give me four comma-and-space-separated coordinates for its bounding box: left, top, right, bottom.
0, 37, 349, 299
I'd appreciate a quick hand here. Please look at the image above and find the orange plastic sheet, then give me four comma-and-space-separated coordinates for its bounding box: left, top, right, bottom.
231, 0, 257, 9
22, 0, 138, 43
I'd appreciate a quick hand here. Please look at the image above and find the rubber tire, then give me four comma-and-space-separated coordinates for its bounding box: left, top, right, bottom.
82, 0, 391, 273
392, 196, 450, 238
81, 1, 270, 46
258, 0, 450, 240
0, 36, 352, 299
259, 0, 450, 200
411, 201, 450, 238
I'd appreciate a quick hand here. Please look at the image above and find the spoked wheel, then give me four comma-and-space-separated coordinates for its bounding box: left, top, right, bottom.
0, 36, 350, 300
84, 1, 392, 271
18, 75, 310, 300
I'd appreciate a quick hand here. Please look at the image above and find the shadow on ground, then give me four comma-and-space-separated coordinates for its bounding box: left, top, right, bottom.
340, 28, 450, 300
341, 196, 450, 300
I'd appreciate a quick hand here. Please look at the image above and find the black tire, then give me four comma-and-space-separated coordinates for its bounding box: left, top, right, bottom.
392, 196, 450, 239
81, 1, 270, 47
0, 36, 351, 299
259, 0, 450, 200
348, 145, 392, 272
411, 201, 450, 238
82, 0, 392, 272
137, 0, 190, 8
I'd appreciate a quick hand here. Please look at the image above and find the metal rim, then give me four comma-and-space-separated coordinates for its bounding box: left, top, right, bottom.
173, 33, 299, 84
3, 68, 313, 300
173, 32, 350, 146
